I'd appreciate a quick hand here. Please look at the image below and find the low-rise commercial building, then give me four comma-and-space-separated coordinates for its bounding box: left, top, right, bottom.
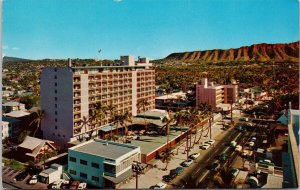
68, 139, 141, 188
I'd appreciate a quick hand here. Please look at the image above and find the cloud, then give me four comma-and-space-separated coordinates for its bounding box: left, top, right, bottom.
113, 0, 123, 2
12, 47, 20, 50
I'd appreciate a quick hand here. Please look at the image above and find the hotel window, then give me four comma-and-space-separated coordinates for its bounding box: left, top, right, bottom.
91, 162, 99, 169
55, 90, 57, 94
69, 169, 76, 175
54, 75, 57, 79
55, 126, 57, 130
55, 104, 57, 108
80, 159, 87, 165
55, 97, 57, 101
69, 157, 76, 162
80, 172, 87, 179
92, 176, 99, 182
55, 82, 57, 86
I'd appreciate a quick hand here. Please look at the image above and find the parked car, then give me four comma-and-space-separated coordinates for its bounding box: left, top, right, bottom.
28, 175, 38, 185
230, 141, 237, 147
182, 159, 193, 167
258, 159, 274, 166
250, 137, 257, 141
162, 175, 173, 183
189, 153, 200, 160
210, 163, 220, 171
52, 179, 64, 189
175, 166, 184, 175
205, 139, 215, 145
236, 125, 246, 132
15, 170, 29, 181
78, 182, 87, 189
70, 181, 80, 189
200, 143, 210, 150
235, 145, 242, 152
219, 153, 228, 161
239, 117, 249, 122
247, 142, 255, 147
153, 182, 167, 189
230, 168, 239, 178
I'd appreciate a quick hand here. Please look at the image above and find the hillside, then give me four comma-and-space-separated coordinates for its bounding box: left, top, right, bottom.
3, 56, 33, 63
165, 41, 299, 63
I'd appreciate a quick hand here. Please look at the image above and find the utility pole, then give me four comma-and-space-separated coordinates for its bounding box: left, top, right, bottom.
132, 161, 145, 189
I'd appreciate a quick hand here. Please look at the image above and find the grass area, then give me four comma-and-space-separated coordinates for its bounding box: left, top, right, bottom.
3, 158, 25, 171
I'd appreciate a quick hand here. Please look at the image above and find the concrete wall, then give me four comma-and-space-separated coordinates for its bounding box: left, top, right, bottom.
41, 68, 74, 144
132, 71, 137, 116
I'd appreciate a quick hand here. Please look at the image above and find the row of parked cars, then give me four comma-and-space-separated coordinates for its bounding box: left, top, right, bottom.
151, 148, 204, 188
199, 139, 215, 150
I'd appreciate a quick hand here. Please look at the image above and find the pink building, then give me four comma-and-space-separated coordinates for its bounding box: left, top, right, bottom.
196, 78, 238, 108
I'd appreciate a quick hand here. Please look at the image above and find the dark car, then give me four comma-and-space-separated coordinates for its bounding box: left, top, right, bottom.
210, 163, 220, 171
162, 175, 173, 182
219, 153, 228, 161
15, 170, 29, 181
175, 166, 184, 175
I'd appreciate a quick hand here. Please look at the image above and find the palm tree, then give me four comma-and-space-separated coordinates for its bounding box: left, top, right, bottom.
79, 116, 90, 140
160, 116, 174, 151
137, 98, 150, 133
29, 109, 45, 137
174, 111, 184, 155
120, 111, 132, 136
161, 147, 174, 171
112, 113, 122, 142
106, 104, 116, 139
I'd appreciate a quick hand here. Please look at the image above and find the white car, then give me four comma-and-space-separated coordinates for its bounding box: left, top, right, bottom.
182, 159, 193, 167
239, 117, 249, 122
200, 143, 210, 150
205, 139, 215, 145
235, 145, 242, 152
28, 175, 38, 185
189, 153, 200, 160
247, 142, 255, 147
78, 182, 87, 189
154, 182, 167, 189
230, 168, 240, 178
51, 179, 64, 189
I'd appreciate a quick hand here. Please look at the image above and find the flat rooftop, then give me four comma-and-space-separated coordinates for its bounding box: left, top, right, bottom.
155, 92, 186, 100
130, 127, 188, 155
70, 140, 139, 160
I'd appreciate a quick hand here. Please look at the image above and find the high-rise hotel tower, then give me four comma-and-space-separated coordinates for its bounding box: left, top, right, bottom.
41, 56, 155, 144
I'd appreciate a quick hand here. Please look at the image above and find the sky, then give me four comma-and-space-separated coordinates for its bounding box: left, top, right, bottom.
3, 0, 299, 60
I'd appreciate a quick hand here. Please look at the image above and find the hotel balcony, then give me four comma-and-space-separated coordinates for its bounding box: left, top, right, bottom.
74, 100, 81, 105
74, 108, 81, 114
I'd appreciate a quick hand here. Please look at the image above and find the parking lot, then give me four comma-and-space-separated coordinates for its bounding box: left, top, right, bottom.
2, 166, 49, 189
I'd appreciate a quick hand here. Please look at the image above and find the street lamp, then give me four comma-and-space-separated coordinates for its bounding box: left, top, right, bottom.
132, 161, 145, 189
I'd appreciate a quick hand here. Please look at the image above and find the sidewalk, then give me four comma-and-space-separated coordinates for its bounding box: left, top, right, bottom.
120, 111, 242, 189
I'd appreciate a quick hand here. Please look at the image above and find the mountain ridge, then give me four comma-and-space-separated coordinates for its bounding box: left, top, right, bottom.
165, 41, 299, 63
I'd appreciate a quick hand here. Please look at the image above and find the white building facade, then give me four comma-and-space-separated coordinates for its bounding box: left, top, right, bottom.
68, 139, 141, 188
